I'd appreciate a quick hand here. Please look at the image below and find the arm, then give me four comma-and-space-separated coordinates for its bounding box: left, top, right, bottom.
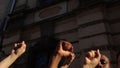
0, 41, 26, 68
59, 41, 75, 68
49, 53, 62, 68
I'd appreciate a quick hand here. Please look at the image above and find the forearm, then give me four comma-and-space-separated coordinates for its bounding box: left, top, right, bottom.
0, 54, 18, 68
49, 54, 62, 68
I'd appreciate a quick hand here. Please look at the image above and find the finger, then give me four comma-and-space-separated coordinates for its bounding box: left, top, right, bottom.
68, 44, 73, 52
85, 57, 91, 64
21, 41, 26, 52
14, 43, 17, 47
63, 51, 71, 57
88, 51, 92, 58
96, 49, 101, 59
14, 43, 18, 50
21, 41, 26, 48
64, 53, 75, 65
69, 53, 75, 61
59, 41, 63, 50
11, 49, 15, 54
21, 41, 25, 46
70, 53, 75, 61
91, 50, 96, 58
22, 41, 25, 44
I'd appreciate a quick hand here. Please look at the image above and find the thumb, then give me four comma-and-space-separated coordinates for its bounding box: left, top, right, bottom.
11, 49, 15, 54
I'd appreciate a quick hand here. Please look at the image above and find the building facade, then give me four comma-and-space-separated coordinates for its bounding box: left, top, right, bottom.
0, 0, 120, 68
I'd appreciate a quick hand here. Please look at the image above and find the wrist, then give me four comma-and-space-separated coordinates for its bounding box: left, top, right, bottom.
83, 64, 93, 68
10, 53, 19, 60
60, 65, 69, 68
49, 54, 62, 68
52, 53, 62, 64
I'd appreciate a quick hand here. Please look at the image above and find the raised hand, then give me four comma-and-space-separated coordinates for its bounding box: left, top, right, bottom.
49, 40, 75, 68
0, 41, 26, 68
83, 50, 101, 68
56, 41, 73, 57
12, 41, 26, 57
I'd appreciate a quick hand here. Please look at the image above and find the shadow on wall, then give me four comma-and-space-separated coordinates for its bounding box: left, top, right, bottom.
28, 36, 60, 68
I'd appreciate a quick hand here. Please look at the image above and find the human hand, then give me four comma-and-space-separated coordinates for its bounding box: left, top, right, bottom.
11, 41, 26, 57
64, 53, 75, 65
49, 40, 74, 68
56, 41, 75, 68
56, 41, 73, 57
83, 50, 101, 68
